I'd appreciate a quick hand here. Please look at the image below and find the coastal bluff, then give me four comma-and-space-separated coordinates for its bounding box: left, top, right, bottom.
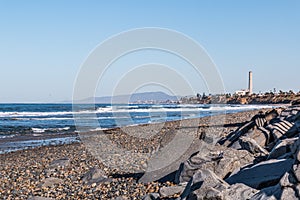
180, 91, 300, 105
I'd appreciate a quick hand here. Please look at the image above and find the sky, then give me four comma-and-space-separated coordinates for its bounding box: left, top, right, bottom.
0, 0, 299, 102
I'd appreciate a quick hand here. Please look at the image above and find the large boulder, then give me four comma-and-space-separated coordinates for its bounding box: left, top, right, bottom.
244, 127, 270, 148
219, 109, 280, 148
225, 158, 294, 189
250, 172, 299, 200
223, 183, 258, 200
159, 185, 185, 198
266, 119, 294, 142
138, 128, 202, 183
250, 184, 281, 200
268, 137, 299, 160
175, 144, 254, 184
186, 169, 229, 200
238, 136, 268, 155
280, 106, 300, 122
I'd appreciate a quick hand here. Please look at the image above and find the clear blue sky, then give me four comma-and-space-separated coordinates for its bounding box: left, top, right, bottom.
0, 1, 299, 102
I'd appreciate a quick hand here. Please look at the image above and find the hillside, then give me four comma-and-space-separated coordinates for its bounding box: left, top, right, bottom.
81, 92, 179, 104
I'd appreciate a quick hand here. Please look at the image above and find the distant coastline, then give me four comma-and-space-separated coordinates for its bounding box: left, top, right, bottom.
179, 91, 300, 105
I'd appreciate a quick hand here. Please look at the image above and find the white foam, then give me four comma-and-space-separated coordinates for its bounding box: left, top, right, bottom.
31, 127, 70, 133
31, 128, 45, 133
0, 134, 16, 139
0, 104, 275, 119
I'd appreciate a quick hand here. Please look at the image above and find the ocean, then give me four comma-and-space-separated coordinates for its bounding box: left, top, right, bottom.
0, 103, 273, 154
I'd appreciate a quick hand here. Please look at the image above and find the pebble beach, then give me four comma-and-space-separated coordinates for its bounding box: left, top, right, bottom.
0, 109, 268, 199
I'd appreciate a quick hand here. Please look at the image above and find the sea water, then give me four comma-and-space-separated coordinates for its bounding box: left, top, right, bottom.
0, 103, 273, 153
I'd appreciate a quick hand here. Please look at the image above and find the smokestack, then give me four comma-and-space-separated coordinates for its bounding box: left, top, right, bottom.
248, 71, 253, 95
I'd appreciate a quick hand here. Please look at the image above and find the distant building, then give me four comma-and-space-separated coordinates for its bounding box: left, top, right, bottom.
234, 71, 253, 96
248, 71, 253, 95
234, 89, 248, 96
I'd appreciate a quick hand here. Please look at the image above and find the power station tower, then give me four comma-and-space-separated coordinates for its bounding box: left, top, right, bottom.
248, 71, 253, 95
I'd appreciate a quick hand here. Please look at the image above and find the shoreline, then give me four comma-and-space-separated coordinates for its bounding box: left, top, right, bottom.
0, 108, 274, 199
0, 106, 277, 155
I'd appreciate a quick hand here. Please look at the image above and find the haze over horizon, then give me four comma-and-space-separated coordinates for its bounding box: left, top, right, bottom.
1, 1, 299, 103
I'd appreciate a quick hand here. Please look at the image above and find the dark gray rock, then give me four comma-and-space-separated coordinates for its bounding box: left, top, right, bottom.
142, 193, 160, 200
49, 157, 70, 169
28, 197, 55, 200
159, 185, 185, 198
250, 184, 281, 200
82, 167, 109, 184
45, 157, 71, 176
186, 169, 229, 200
250, 156, 300, 199
266, 120, 294, 141
244, 127, 270, 147
239, 136, 268, 155
225, 121, 255, 147
113, 197, 128, 200
268, 137, 299, 160
220, 110, 279, 148
223, 183, 258, 200
175, 144, 254, 184
225, 158, 294, 189
41, 177, 63, 187
250, 172, 299, 200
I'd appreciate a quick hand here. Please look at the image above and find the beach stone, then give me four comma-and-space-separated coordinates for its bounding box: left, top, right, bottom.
42, 177, 63, 187
223, 183, 257, 200
49, 157, 70, 169
268, 137, 299, 160
142, 193, 160, 200
159, 185, 185, 197
225, 158, 294, 189
28, 197, 55, 200
175, 144, 254, 184
186, 169, 229, 200
82, 167, 109, 184
239, 136, 268, 155
113, 197, 128, 200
